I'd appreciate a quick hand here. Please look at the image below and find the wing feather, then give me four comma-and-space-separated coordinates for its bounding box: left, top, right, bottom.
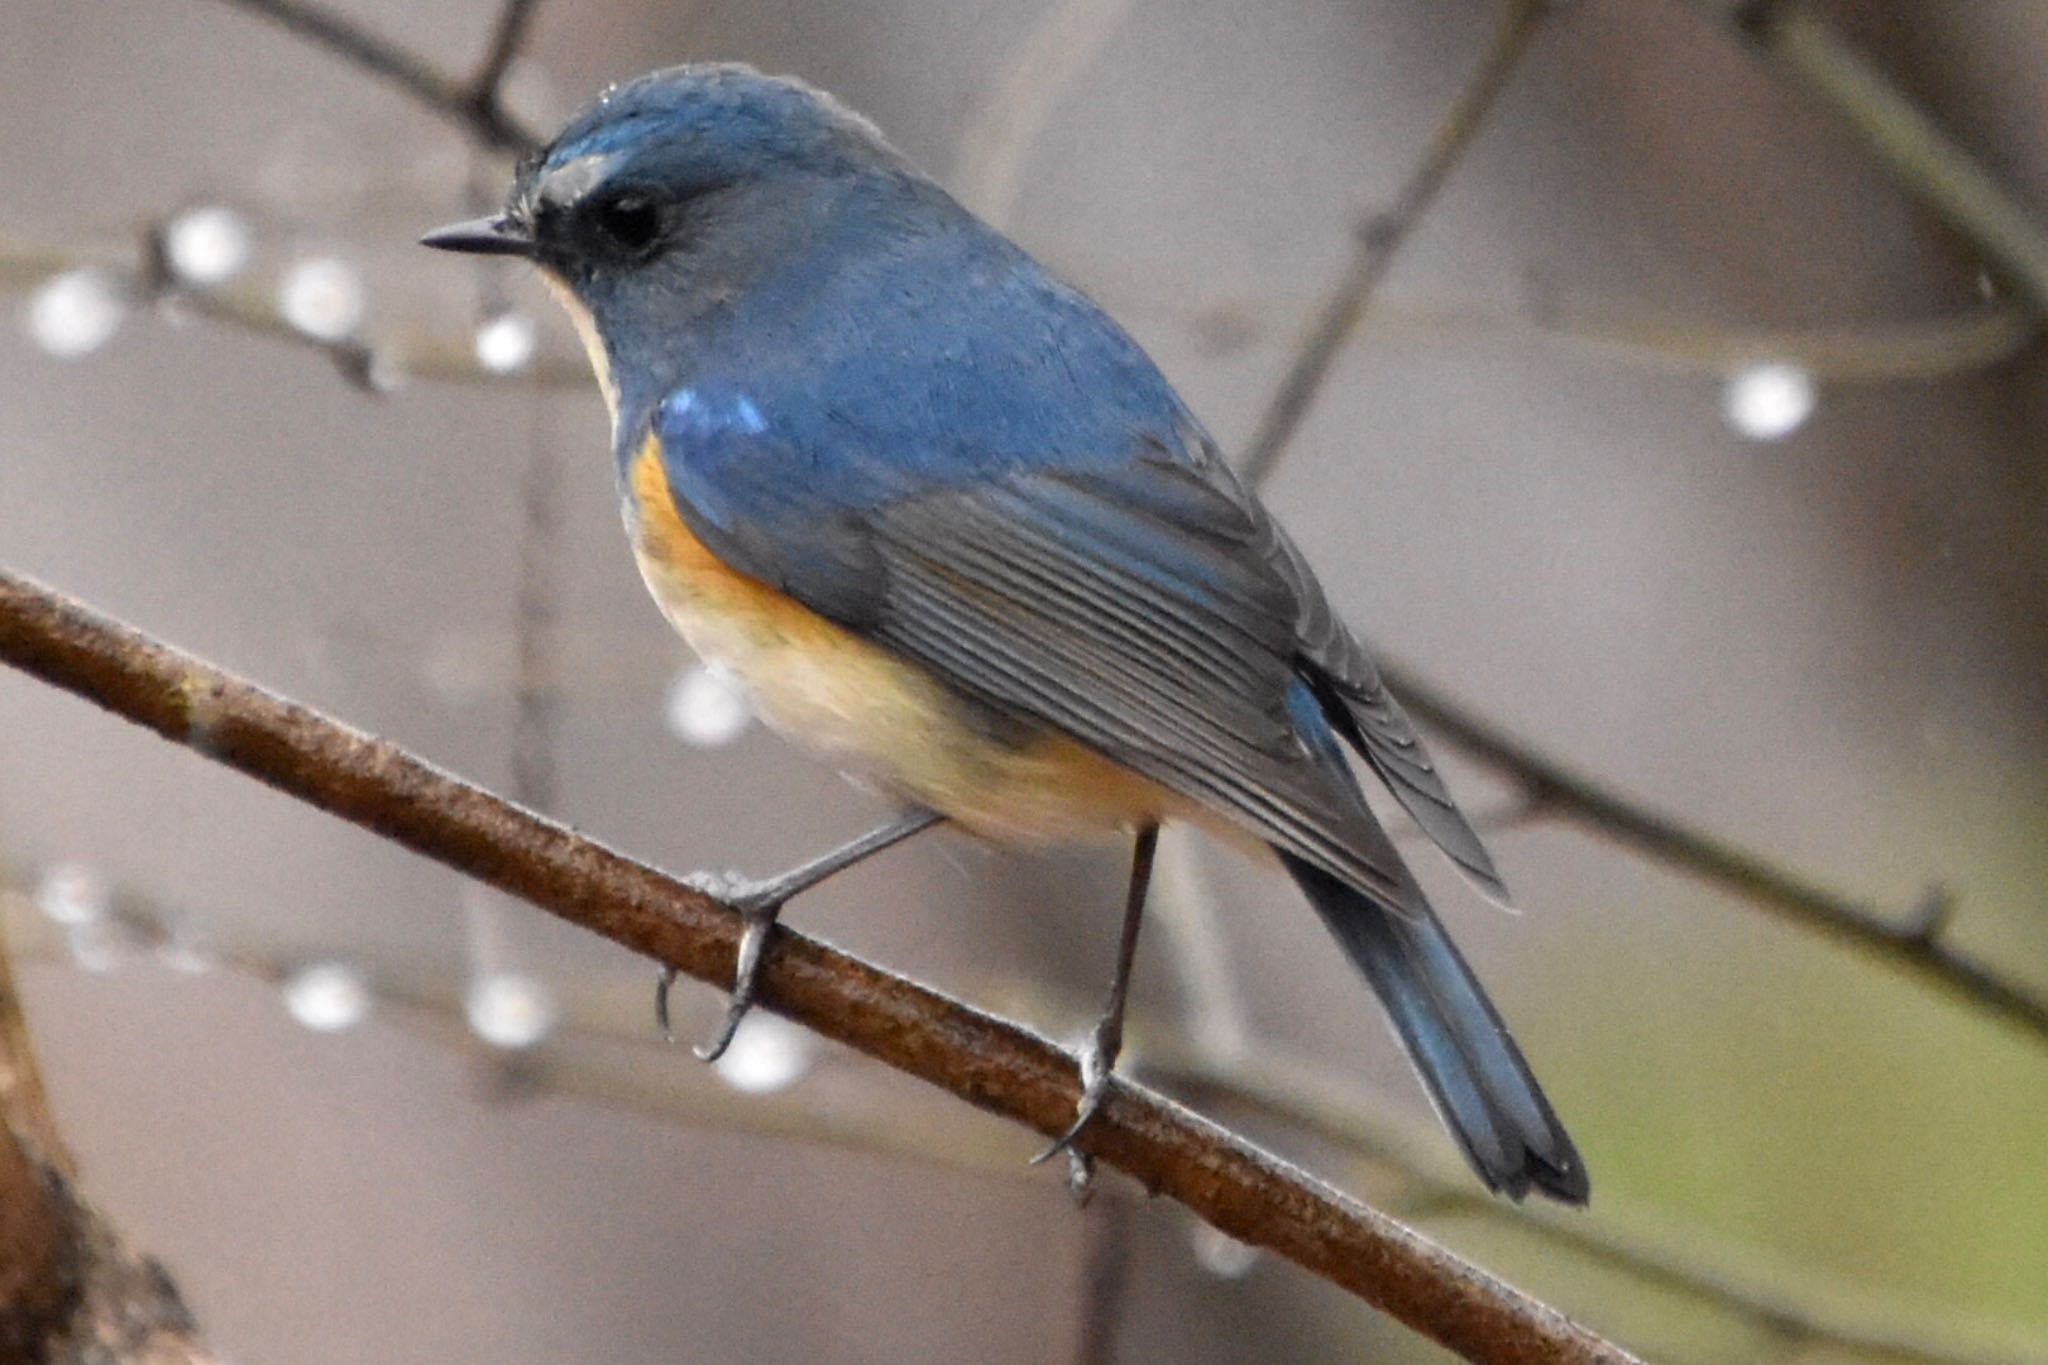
650, 386, 1499, 906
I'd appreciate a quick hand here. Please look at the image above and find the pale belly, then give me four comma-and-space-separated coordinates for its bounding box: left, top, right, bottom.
546, 272, 1188, 846
624, 456, 1184, 847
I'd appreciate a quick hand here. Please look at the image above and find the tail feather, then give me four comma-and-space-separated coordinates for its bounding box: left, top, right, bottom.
1283, 851, 1588, 1204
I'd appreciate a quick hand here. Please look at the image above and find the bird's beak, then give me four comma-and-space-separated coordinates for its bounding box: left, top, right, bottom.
419, 215, 534, 257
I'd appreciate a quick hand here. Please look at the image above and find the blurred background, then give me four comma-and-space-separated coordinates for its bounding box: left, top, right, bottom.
1, 0, 2044, 1360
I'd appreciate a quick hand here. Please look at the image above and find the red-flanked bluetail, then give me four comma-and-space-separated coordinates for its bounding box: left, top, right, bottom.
425, 64, 1588, 1205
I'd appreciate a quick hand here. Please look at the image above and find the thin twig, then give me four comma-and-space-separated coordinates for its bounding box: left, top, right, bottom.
0, 566, 1637, 1365
1711, 0, 2048, 316
2, 228, 2030, 395
1147, 829, 1252, 1063
1535, 297, 2034, 381
954, 0, 1135, 230
0, 909, 220, 1360
1237, 0, 1549, 486
0, 924, 66, 1173
1218, 0, 2046, 1046
1154, 1048, 2046, 1365
1378, 665, 2048, 1045
0, 226, 591, 390
5, 875, 2032, 1365
4, 875, 2031, 1365
210, 0, 541, 153
508, 409, 561, 814
1072, 1198, 1132, 1365
9, 877, 2030, 1365
470, 0, 546, 111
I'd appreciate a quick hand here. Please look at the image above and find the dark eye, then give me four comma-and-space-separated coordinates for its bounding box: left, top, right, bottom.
590, 192, 662, 255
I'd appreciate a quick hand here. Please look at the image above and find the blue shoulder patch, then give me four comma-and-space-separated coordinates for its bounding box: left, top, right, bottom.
655, 381, 783, 538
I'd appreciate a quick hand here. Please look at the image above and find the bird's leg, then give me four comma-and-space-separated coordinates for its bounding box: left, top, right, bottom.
1033, 823, 1159, 1192
660, 807, 944, 1060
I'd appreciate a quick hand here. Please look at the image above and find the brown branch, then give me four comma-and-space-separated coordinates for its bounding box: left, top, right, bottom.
210, 0, 541, 153
0, 920, 76, 1352
4, 225, 2030, 401
954, 0, 1135, 229
1379, 665, 2048, 1045
1071, 1199, 1132, 1365
0, 906, 219, 1362
1218, 0, 2045, 1048
508, 415, 562, 813
1530, 297, 2035, 382
0, 226, 593, 391
1154, 1048, 2043, 1365
8, 875, 2030, 1365
1237, 0, 1549, 486
1710, 0, 2048, 317
470, 0, 546, 113
0, 567, 1638, 1364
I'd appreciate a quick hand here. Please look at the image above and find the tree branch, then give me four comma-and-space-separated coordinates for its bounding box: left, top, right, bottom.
1377, 666, 2048, 1044
0, 566, 1636, 1365
470, 0, 546, 113
0, 921, 76, 1353
1237, 0, 1549, 486
0, 902, 219, 1362
1217, 0, 2046, 1048
4, 224, 2029, 399
7, 873, 2028, 1365
1709, 0, 2048, 316
210, 0, 541, 153
954, 0, 1135, 230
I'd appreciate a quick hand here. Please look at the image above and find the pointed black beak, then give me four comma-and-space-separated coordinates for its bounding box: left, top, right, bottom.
419, 215, 534, 257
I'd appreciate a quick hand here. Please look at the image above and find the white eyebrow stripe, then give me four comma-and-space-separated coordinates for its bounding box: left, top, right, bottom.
537, 152, 622, 208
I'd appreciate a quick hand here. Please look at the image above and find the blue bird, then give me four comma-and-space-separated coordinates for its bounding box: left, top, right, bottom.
424, 64, 1587, 1204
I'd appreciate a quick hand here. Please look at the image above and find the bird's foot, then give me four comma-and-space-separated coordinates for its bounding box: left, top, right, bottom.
655, 870, 788, 1059
1031, 1017, 1121, 1199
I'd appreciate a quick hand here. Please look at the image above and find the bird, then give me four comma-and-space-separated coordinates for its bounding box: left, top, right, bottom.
423, 63, 1588, 1205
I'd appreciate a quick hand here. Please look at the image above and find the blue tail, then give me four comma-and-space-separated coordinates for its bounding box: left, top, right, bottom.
1282, 851, 1588, 1203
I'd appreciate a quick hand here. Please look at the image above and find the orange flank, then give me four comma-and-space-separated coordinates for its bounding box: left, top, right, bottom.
624, 435, 1198, 846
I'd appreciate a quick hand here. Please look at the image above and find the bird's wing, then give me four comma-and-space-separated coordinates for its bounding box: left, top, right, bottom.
1094, 428, 1509, 902
1257, 513, 1510, 902
655, 387, 1494, 905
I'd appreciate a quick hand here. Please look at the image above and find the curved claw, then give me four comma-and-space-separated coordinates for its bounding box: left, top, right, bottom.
1031, 1034, 1113, 1166
1030, 1094, 1107, 1166
692, 899, 778, 1062
1065, 1150, 1097, 1205
693, 995, 750, 1063
655, 967, 678, 1042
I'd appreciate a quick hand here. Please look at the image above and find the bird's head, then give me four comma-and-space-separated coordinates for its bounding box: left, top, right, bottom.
425, 63, 904, 274
423, 64, 930, 416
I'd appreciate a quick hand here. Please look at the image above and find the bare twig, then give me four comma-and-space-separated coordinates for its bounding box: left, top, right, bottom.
3, 226, 2030, 397
0, 909, 219, 1362
0, 920, 76, 1351
1217, 0, 2046, 1047
1709, 0, 2048, 316
470, 0, 546, 112
1071, 1199, 1132, 1365
0, 226, 591, 390
0, 566, 1636, 1365
7, 874, 2034, 1365
954, 0, 1135, 230
1534, 297, 2034, 381
1155, 1048, 2046, 1365
1378, 666, 2048, 1045
1237, 0, 1549, 485
211, 0, 541, 153
0, 928, 65, 1174
508, 412, 561, 813
1147, 829, 1252, 1062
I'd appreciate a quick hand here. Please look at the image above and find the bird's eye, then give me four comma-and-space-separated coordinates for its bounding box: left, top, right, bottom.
590, 192, 662, 256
